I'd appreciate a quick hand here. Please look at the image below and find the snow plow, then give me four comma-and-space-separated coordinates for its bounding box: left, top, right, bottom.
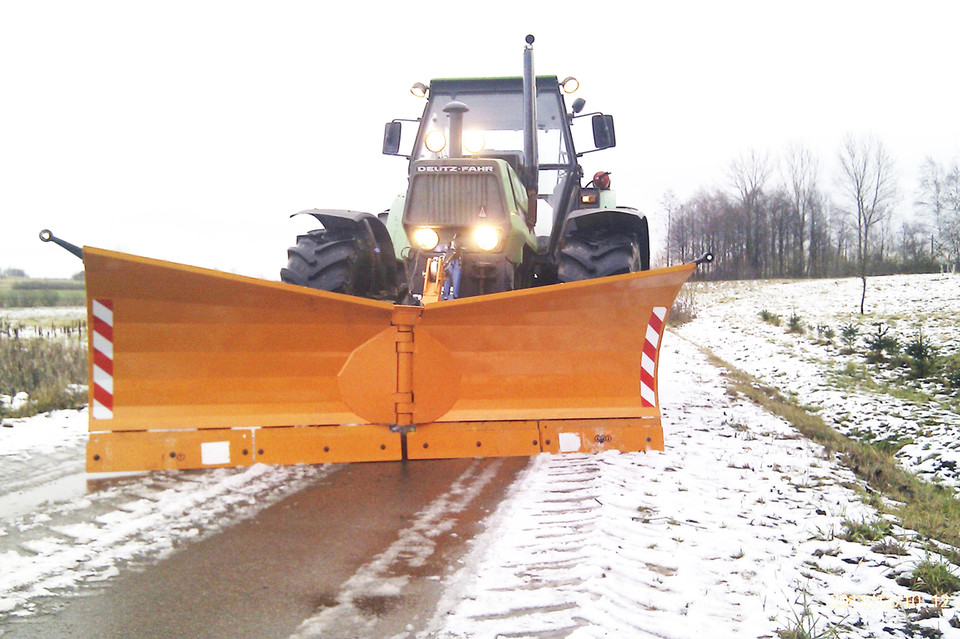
41, 36, 710, 472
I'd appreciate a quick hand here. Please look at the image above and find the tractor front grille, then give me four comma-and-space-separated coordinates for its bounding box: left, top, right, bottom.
404, 174, 506, 227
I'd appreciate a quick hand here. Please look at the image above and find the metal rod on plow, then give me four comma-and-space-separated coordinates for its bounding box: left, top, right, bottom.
39, 229, 84, 260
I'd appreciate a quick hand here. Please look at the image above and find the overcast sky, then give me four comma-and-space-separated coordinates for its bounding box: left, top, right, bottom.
3, 0, 959, 279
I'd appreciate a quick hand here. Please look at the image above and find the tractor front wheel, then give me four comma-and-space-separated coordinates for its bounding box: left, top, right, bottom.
281, 229, 374, 296
557, 230, 643, 283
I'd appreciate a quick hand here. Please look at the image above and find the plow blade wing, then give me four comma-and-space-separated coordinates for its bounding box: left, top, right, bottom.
81, 247, 695, 471
405, 265, 694, 458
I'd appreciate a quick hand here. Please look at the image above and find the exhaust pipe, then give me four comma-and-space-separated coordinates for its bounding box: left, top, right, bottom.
443, 101, 469, 159
522, 34, 538, 224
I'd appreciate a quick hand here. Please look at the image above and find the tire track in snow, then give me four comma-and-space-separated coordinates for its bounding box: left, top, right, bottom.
288, 458, 508, 639
420, 334, 956, 638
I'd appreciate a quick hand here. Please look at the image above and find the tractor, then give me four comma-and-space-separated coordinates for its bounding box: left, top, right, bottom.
40, 36, 707, 472
280, 35, 650, 303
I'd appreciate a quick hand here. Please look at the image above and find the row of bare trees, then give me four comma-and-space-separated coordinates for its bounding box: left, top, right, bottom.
917, 157, 960, 272
664, 137, 959, 309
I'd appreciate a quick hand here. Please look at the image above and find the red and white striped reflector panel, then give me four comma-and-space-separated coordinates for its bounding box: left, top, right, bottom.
91, 299, 114, 420
640, 306, 667, 408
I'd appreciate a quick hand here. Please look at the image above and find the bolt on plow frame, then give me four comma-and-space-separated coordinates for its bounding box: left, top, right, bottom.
66, 245, 697, 472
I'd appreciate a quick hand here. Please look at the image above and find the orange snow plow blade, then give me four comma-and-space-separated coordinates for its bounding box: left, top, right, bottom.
82, 247, 695, 472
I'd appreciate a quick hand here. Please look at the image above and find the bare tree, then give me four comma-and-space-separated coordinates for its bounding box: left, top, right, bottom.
947, 163, 960, 270
917, 157, 948, 264
829, 203, 854, 275
930, 159, 960, 271
837, 135, 898, 313
728, 149, 773, 277
783, 144, 820, 276
659, 189, 681, 266
806, 190, 830, 277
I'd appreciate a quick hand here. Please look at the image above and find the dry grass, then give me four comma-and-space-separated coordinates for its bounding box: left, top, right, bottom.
668, 289, 699, 327
0, 330, 87, 419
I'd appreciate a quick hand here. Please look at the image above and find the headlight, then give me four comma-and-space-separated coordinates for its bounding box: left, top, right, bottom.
412, 227, 440, 251
463, 131, 485, 154
424, 130, 446, 153
473, 226, 501, 251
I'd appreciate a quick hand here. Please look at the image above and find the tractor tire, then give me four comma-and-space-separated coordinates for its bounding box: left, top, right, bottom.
281, 229, 374, 296
557, 231, 642, 283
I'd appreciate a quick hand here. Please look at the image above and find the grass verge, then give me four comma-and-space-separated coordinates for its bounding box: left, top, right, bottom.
0, 334, 87, 419
701, 346, 960, 563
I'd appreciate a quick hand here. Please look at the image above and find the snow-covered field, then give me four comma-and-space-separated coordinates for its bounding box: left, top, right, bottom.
1, 274, 959, 637
677, 273, 960, 491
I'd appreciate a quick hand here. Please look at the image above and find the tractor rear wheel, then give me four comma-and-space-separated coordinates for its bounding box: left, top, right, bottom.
557, 230, 642, 282
281, 229, 374, 295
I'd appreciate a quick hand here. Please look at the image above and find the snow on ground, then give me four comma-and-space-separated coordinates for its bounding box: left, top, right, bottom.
0, 306, 85, 340
419, 334, 960, 638
676, 273, 960, 491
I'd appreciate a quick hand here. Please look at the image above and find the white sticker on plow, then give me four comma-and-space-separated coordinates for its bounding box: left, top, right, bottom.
558, 432, 581, 453
201, 441, 231, 465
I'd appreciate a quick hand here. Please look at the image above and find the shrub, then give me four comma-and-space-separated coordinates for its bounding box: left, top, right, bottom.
840, 322, 859, 352
840, 517, 893, 543
905, 328, 939, 379
787, 312, 804, 334
872, 539, 909, 556
942, 353, 960, 389
815, 324, 835, 344
900, 558, 960, 595
760, 309, 781, 326
864, 323, 899, 363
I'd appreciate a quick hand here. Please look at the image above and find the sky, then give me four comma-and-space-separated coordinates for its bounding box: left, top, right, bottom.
3, 0, 959, 279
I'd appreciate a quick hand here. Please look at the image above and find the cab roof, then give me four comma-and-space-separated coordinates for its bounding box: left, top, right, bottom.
428, 76, 561, 95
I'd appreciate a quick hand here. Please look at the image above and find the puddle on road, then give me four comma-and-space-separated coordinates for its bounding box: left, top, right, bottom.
352, 594, 403, 617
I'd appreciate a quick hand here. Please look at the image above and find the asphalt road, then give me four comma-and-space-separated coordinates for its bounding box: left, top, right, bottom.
1, 457, 528, 639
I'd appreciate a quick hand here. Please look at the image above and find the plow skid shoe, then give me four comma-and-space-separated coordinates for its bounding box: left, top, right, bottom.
81, 247, 695, 472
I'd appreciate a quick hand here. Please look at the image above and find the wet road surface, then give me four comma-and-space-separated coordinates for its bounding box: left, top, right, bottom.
1, 457, 528, 639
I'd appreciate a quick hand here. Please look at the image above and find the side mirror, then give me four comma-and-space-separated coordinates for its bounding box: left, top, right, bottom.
592, 114, 616, 150
383, 121, 402, 155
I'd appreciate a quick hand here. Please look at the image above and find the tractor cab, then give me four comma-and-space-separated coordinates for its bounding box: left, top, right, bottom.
384, 75, 614, 240
382, 73, 622, 301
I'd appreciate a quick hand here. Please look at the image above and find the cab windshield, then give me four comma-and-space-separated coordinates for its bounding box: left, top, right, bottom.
415, 79, 579, 234
415, 82, 575, 169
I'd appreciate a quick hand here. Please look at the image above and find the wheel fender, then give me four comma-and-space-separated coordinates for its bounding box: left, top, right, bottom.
560, 208, 650, 270
292, 209, 393, 249
292, 208, 401, 291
